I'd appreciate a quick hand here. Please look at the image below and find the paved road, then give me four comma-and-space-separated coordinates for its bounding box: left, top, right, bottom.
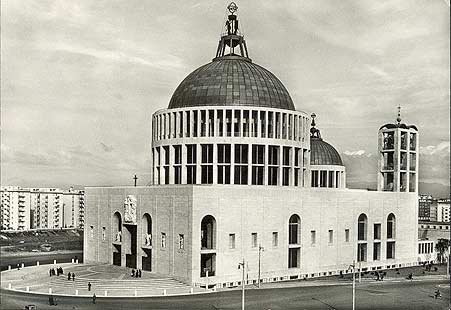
1, 278, 448, 310
1, 252, 83, 271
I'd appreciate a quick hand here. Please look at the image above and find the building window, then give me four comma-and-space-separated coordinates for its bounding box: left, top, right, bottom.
174, 145, 182, 184
90, 226, 94, 238
102, 227, 106, 241
234, 144, 248, 185
357, 243, 367, 262
218, 144, 231, 184
289, 215, 301, 245
161, 232, 166, 248
387, 241, 395, 259
319, 170, 327, 187
328, 230, 333, 244
187, 144, 197, 184
229, 233, 236, 249
268, 146, 279, 185
251, 145, 265, 185
345, 229, 350, 242
282, 147, 291, 186
311, 170, 319, 187
387, 213, 396, 239
358, 214, 368, 241
201, 144, 213, 184
251, 233, 257, 248
374, 223, 381, 240
373, 242, 381, 261
272, 232, 278, 247
179, 234, 184, 250
310, 230, 316, 245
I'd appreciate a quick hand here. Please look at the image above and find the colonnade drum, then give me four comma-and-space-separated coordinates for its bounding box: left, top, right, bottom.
151, 106, 311, 187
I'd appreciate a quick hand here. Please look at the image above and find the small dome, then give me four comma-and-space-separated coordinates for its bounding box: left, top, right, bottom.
310, 137, 343, 166
168, 56, 295, 110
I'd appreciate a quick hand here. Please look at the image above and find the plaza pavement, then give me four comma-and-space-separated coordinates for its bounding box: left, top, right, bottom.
1, 262, 448, 298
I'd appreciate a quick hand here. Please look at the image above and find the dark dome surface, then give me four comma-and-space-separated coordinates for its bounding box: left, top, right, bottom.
310, 138, 344, 166
168, 56, 295, 110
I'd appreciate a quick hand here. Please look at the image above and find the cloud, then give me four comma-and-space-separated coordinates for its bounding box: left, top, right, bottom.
100, 142, 114, 153
420, 141, 450, 155
344, 150, 366, 156
365, 65, 391, 80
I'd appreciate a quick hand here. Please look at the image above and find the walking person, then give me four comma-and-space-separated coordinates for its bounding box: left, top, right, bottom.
92, 293, 96, 304
49, 268, 52, 277
67, 272, 72, 281
88, 282, 92, 291
72, 272, 75, 281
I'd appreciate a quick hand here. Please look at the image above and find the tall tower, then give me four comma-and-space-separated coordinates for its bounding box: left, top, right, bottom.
377, 107, 419, 192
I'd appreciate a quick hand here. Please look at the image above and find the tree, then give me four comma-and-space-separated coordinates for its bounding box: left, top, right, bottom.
435, 238, 450, 263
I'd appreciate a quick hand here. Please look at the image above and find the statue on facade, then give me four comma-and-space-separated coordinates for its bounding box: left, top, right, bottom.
124, 195, 137, 224
145, 234, 152, 246
115, 231, 122, 242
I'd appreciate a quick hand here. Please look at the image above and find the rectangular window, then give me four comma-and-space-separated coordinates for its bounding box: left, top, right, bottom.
320, 170, 327, 187
218, 144, 231, 163
161, 232, 166, 248
345, 229, 350, 242
311, 170, 319, 187
310, 230, 316, 245
187, 144, 197, 184
374, 224, 381, 240
174, 145, 182, 184
328, 230, 333, 244
357, 243, 367, 262
229, 233, 236, 249
386, 241, 395, 259
272, 232, 278, 247
268, 146, 279, 186
252, 145, 265, 185
201, 144, 213, 184
251, 233, 258, 248
373, 242, 381, 261
328, 171, 334, 187
234, 144, 248, 185
179, 234, 184, 250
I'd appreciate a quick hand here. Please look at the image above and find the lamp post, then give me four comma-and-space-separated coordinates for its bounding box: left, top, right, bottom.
348, 261, 356, 310
238, 258, 245, 310
258, 244, 264, 288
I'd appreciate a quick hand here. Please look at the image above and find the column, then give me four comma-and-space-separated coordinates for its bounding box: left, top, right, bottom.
169, 145, 175, 184
182, 144, 187, 184
257, 109, 261, 138
196, 143, 201, 184
290, 146, 295, 186
214, 109, 218, 137
213, 143, 218, 185
264, 144, 269, 185
278, 145, 283, 186
230, 143, 235, 184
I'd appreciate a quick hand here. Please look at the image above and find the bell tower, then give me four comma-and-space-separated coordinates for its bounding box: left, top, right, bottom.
377, 107, 419, 192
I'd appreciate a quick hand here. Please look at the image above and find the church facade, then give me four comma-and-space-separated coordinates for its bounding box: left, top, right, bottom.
84, 4, 419, 288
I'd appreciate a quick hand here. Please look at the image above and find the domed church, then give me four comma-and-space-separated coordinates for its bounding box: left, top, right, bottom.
84, 4, 419, 287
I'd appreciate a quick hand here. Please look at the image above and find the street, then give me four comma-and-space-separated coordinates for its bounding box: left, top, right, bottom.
1, 278, 448, 310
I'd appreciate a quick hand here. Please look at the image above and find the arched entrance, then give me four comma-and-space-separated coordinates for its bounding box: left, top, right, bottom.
112, 212, 122, 266
200, 215, 216, 278
141, 213, 152, 271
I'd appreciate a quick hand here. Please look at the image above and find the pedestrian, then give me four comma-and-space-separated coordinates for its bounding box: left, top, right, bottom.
139, 269, 142, 277
56, 267, 59, 276
49, 268, 52, 277
435, 289, 441, 299
49, 294, 55, 306
375, 271, 379, 281
60, 267, 64, 274
17, 263, 20, 270
88, 281, 92, 291
72, 272, 75, 281
52, 268, 55, 276
68, 272, 72, 281
92, 293, 96, 304
131, 269, 135, 277
135, 270, 139, 278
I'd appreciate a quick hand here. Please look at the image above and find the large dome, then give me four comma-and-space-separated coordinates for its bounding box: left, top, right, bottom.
168, 56, 295, 110
310, 137, 344, 166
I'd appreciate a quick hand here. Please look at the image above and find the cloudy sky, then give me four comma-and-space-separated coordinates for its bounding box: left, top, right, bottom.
1, 0, 449, 188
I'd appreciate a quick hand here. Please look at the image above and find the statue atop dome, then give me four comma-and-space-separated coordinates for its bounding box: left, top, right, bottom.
310, 113, 321, 139
215, 3, 249, 59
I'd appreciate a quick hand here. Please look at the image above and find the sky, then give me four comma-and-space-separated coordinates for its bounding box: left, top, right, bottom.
1, 0, 449, 188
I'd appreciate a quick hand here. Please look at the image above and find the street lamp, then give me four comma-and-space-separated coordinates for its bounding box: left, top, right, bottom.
258, 244, 265, 288
348, 260, 356, 310
238, 258, 245, 310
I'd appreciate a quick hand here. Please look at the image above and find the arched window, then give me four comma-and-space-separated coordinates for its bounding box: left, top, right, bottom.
201, 215, 216, 250
387, 213, 396, 239
289, 214, 301, 245
357, 214, 367, 241
113, 212, 122, 242
142, 213, 152, 246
